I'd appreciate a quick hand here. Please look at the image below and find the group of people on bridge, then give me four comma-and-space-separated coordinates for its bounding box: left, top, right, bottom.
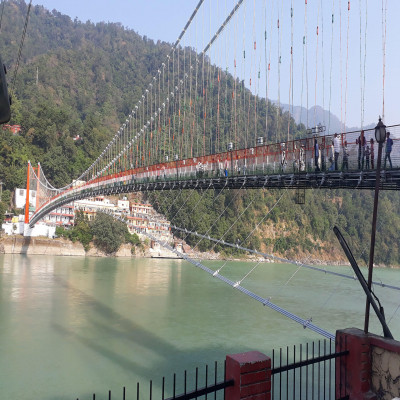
313, 130, 394, 173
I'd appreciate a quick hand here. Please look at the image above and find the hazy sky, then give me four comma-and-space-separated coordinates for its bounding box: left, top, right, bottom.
29, 1, 400, 129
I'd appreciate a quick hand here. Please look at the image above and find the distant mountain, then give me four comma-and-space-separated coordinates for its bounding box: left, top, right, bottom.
275, 102, 375, 134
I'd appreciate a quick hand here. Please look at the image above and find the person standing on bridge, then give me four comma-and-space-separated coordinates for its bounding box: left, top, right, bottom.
328, 140, 335, 171
314, 137, 320, 172
370, 138, 375, 169
384, 131, 393, 169
342, 141, 349, 171
320, 143, 326, 171
365, 145, 371, 169
333, 133, 341, 171
356, 130, 366, 170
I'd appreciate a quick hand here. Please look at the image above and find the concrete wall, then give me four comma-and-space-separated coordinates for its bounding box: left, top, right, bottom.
0, 236, 86, 256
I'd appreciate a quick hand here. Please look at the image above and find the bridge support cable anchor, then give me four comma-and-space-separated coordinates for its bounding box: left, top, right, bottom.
333, 226, 393, 339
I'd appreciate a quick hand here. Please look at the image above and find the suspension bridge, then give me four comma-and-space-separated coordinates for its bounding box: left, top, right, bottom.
19, 0, 400, 339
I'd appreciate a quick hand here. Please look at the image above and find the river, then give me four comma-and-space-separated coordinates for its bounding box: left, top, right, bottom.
1, 254, 399, 399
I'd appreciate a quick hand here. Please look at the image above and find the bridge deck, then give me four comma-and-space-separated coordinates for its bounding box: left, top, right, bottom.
29, 168, 400, 227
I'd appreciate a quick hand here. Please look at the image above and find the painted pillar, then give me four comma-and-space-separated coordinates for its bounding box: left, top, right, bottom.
336, 328, 376, 400
225, 351, 271, 400
24, 161, 31, 224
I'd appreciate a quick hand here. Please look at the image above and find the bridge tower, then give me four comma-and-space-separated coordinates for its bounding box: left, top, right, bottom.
24, 160, 31, 224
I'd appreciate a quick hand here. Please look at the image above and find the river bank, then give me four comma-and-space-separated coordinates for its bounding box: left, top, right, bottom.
0, 235, 344, 266
0, 236, 142, 257
2, 235, 395, 268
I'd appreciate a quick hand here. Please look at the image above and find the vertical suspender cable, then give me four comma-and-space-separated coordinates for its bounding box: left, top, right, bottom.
252, 0, 257, 146
183, 35, 186, 159
207, 0, 212, 154
266, 0, 273, 141
288, 1, 294, 141
264, 0, 267, 136
305, 0, 309, 130
321, 0, 325, 127
359, 0, 363, 129
234, 0, 238, 148
328, 0, 335, 134
314, 1, 321, 128
339, 0, 343, 133
189, 25, 193, 158
243, 1, 247, 148
194, 21, 199, 157
344, 1, 350, 134
202, 5, 206, 156
276, 0, 281, 142
381, 0, 387, 120
361, 0, 368, 129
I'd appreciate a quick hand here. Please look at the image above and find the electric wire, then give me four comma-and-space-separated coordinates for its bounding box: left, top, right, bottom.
10, 0, 32, 96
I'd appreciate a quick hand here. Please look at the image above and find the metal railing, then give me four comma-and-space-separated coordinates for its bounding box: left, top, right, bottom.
271, 339, 349, 400
75, 361, 233, 400
75, 339, 350, 400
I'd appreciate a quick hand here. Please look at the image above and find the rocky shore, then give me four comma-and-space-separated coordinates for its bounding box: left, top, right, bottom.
2, 235, 393, 268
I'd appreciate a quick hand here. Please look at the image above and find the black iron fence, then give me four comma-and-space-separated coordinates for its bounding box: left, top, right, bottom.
75, 361, 233, 400
75, 339, 349, 400
272, 339, 349, 400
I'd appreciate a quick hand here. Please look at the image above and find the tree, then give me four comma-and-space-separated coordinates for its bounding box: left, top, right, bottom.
90, 212, 128, 254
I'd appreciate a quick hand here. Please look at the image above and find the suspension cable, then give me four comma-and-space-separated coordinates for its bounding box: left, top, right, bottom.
143, 230, 335, 341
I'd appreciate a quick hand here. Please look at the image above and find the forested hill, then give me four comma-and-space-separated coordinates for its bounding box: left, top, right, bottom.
0, 0, 399, 266
0, 0, 171, 187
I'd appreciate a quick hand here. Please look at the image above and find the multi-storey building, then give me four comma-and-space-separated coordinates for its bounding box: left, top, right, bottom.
127, 203, 172, 242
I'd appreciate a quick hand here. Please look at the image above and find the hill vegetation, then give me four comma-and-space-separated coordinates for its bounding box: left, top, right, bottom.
0, 0, 399, 265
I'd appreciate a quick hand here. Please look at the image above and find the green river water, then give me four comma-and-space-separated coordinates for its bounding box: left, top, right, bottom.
0, 254, 399, 399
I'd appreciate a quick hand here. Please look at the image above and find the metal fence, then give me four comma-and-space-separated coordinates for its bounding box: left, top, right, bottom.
271, 339, 349, 400
75, 339, 349, 400
75, 361, 233, 400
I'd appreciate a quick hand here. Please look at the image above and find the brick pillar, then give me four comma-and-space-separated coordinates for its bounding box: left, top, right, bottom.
336, 328, 377, 400
225, 351, 271, 400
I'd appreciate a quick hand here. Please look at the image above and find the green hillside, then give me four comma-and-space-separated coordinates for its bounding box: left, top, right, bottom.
0, 0, 399, 265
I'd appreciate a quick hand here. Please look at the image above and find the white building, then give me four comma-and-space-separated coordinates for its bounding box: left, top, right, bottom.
45, 204, 74, 226
14, 188, 37, 209
74, 196, 116, 221
127, 202, 173, 242
2, 214, 55, 238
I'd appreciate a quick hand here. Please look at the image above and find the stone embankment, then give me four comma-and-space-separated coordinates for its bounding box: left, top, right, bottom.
0, 235, 362, 266
0, 236, 149, 257
0, 236, 86, 256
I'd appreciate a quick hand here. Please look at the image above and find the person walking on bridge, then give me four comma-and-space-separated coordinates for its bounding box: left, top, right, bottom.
333, 133, 341, 171
314, 137, 320, 172
370, 138, 375, 169
342, 141, 349, 171
384, 131, 393, 169
356, 130, 366, 170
